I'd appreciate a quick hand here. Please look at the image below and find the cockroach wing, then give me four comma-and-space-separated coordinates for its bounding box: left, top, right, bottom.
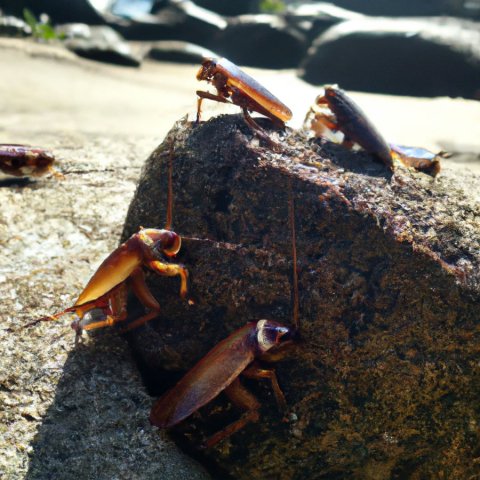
390, 144, 437, 161
217, 58, 292, 123
75, 243, 143, 307
150, 323, 257, 428
324, 87, 392, 168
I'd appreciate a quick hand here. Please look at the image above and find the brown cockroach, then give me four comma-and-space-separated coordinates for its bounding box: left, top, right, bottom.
150, 177, 299, 448
196, 57, 292, 147
26, 141, 188, 340
304, 85, 394, 171
389, 143, 442, 177
0, 144, 62, 178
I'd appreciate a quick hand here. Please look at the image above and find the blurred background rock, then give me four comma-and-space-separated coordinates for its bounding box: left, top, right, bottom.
1, 0, 479, 98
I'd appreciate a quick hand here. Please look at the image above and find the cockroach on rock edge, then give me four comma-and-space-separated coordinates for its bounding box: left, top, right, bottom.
304, 85, 443, 176
304, 85, 394, 171
196, 57, 292, 148
26, 140, 188, 340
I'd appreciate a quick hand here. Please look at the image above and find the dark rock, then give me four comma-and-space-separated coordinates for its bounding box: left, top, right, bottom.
190, 0, 256, 16
147, 40, 216, 63
284, 2, 364, 40
107, 12, 181, 41
16, 0, 107, 25
0, 15, 31, 37
317, 0, 480, 18
300, 17, 480, 99
115, 0, 226, 43
213, 14, 307, 69
57, 23, 141, 66
122, 115, 480, 479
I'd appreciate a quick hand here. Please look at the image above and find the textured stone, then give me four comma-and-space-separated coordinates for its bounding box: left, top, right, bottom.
122, 114, 480, 479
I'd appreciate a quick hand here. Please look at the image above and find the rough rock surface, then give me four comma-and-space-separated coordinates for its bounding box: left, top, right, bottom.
122, 114, 480, 479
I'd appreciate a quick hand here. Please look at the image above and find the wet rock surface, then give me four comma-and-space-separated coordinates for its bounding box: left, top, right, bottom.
284, 2, 364, 41
24, 0, 107, 25
123, 114, 480, 479
322, 0, 479, 18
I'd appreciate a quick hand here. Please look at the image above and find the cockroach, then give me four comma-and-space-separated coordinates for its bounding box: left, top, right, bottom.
196, 57, 292, 147
26, 140, 188, 340
150, 177, 299, 448
389, 143, 442, 177
0, 144, 62, 178
304, 85, 394, 171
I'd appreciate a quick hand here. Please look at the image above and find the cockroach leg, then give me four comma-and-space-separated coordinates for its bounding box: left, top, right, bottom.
204, 378, 261, 449
242, 363, 287, 412
146, 260, 189, 299
196, 90, 232, 123
341, 137, 355, 149
242, 108, 281, 151
119, 268, 161, 333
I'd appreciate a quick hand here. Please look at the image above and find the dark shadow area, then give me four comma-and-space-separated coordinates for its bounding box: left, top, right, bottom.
0, 176, 34, 187
313, 137, 393, 179
24, 328, 209, 480
25, 332, 145, 479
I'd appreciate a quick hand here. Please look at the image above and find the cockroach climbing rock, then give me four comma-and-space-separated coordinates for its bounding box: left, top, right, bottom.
304, 85, 394, 170
27, 137, 189, 341
150, 319, 293, 448
196, 57, 292, 148
304, 85, 442, 176
26, 228, 189, 341
150, 179, 300, 448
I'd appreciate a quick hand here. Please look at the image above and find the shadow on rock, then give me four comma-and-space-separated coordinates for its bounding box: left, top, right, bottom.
25, 330, 209, 480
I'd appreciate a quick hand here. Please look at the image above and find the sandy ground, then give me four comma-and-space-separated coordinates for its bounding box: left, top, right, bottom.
0, 37, 479, 479
1, 37, 479, 172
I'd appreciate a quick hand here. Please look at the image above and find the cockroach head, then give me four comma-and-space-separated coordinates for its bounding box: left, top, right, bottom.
255, 319, 290, 354
143, 228, 182, 257
316, 84, 339, 106
157, 230, 181, 257
35, 149, 56, 166
196, 57, 217, 82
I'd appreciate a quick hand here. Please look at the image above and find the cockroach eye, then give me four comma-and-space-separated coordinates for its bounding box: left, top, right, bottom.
256, 319, 290, 353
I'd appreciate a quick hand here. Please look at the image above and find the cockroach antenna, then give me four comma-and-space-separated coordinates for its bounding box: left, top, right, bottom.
165, 137, 174, 231
288, 175, 299, 330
